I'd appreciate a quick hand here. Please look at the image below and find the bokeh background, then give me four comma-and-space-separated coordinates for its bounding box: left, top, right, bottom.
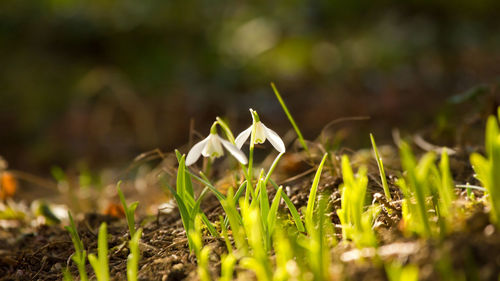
2, 0, 500, 174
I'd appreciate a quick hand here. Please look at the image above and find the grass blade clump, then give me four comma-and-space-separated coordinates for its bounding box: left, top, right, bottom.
117, 182, 139, 237
65, 211, 88, 281
88, 223, 110, 281
398, 142, 457, 237
337, 155, 378, 248
470, 114, 500, 227
398, 143, 434, 237
127, 228, 142, 281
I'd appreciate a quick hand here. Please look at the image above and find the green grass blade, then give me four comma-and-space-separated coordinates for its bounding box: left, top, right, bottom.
259, 174, 270, 229
370, 134, 391, 200
399, 142, 432, 237
176, 154, 196, 210
220, 215, 233, 254
267, 186, 283, 237
62, 268, 74, 281
88, 223, 110, 281
127, 228, 142, 281
197, 172, 227, 202
486, 116, 499, 157
271, 82, 309, 154
305, 153, 328, 233
200, 213, 218, 238
216, 117, 236, 143
223, 181, 247, 229
264, 152, 284, 186
220, 253, 237, 281
117, 185, 138, 237
66, 211, 84, 254
439, 150, 455, 217
269, 178, 305, 232
221, 189, 247, 253
198, 247, 212, 281
165, 183, 194, 249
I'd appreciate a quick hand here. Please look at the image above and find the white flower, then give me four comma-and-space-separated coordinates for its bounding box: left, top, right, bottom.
186, 133, 248, 166
235, 109, 285, 153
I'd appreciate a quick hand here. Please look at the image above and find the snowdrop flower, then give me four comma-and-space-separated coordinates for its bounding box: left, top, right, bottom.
235, 109, 285, 153
186, 122, 248, 166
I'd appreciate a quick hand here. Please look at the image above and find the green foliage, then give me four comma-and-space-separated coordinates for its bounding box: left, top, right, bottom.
127, 228, 142, 281
88, 223, 110, 281
65, 211, 88, 281
470, 115, 500, 227
117, 182, 139, 237
337, 155, 378, 248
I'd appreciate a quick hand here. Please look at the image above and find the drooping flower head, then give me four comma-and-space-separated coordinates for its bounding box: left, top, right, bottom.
235, 109, 285, 153
186, 122, 248, 166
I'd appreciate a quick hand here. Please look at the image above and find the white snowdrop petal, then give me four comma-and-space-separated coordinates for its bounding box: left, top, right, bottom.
263, 124, 286, 153
203, 135, 224, 158
254, 122, 267, 144
186, 137, 210, 166
219, 136, 248, 164
235, 126, 252, 149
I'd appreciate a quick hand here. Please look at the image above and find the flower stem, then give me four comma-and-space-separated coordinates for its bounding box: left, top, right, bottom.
215, 117, 235, 143
247, 115, 258, 198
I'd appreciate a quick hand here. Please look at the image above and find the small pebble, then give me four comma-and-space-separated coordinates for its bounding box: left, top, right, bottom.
484, 224, 495, 236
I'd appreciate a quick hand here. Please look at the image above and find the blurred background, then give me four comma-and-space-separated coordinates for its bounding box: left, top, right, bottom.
1, 0, 500, 176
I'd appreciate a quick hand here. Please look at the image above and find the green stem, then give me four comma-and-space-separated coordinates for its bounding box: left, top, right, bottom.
264, 152, 284, 187
271, 82, 310, 156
